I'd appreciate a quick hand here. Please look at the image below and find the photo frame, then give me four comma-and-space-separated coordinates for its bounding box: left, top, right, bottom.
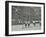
5, 1, 45, 36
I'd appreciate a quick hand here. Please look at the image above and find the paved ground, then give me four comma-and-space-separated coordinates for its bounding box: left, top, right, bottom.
12, 23, 41, 31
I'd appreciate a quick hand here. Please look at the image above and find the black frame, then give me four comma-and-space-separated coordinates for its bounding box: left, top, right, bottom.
5, 1, 45, 36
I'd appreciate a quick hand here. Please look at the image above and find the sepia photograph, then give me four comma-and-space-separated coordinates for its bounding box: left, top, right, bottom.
5, 1, 45, 36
